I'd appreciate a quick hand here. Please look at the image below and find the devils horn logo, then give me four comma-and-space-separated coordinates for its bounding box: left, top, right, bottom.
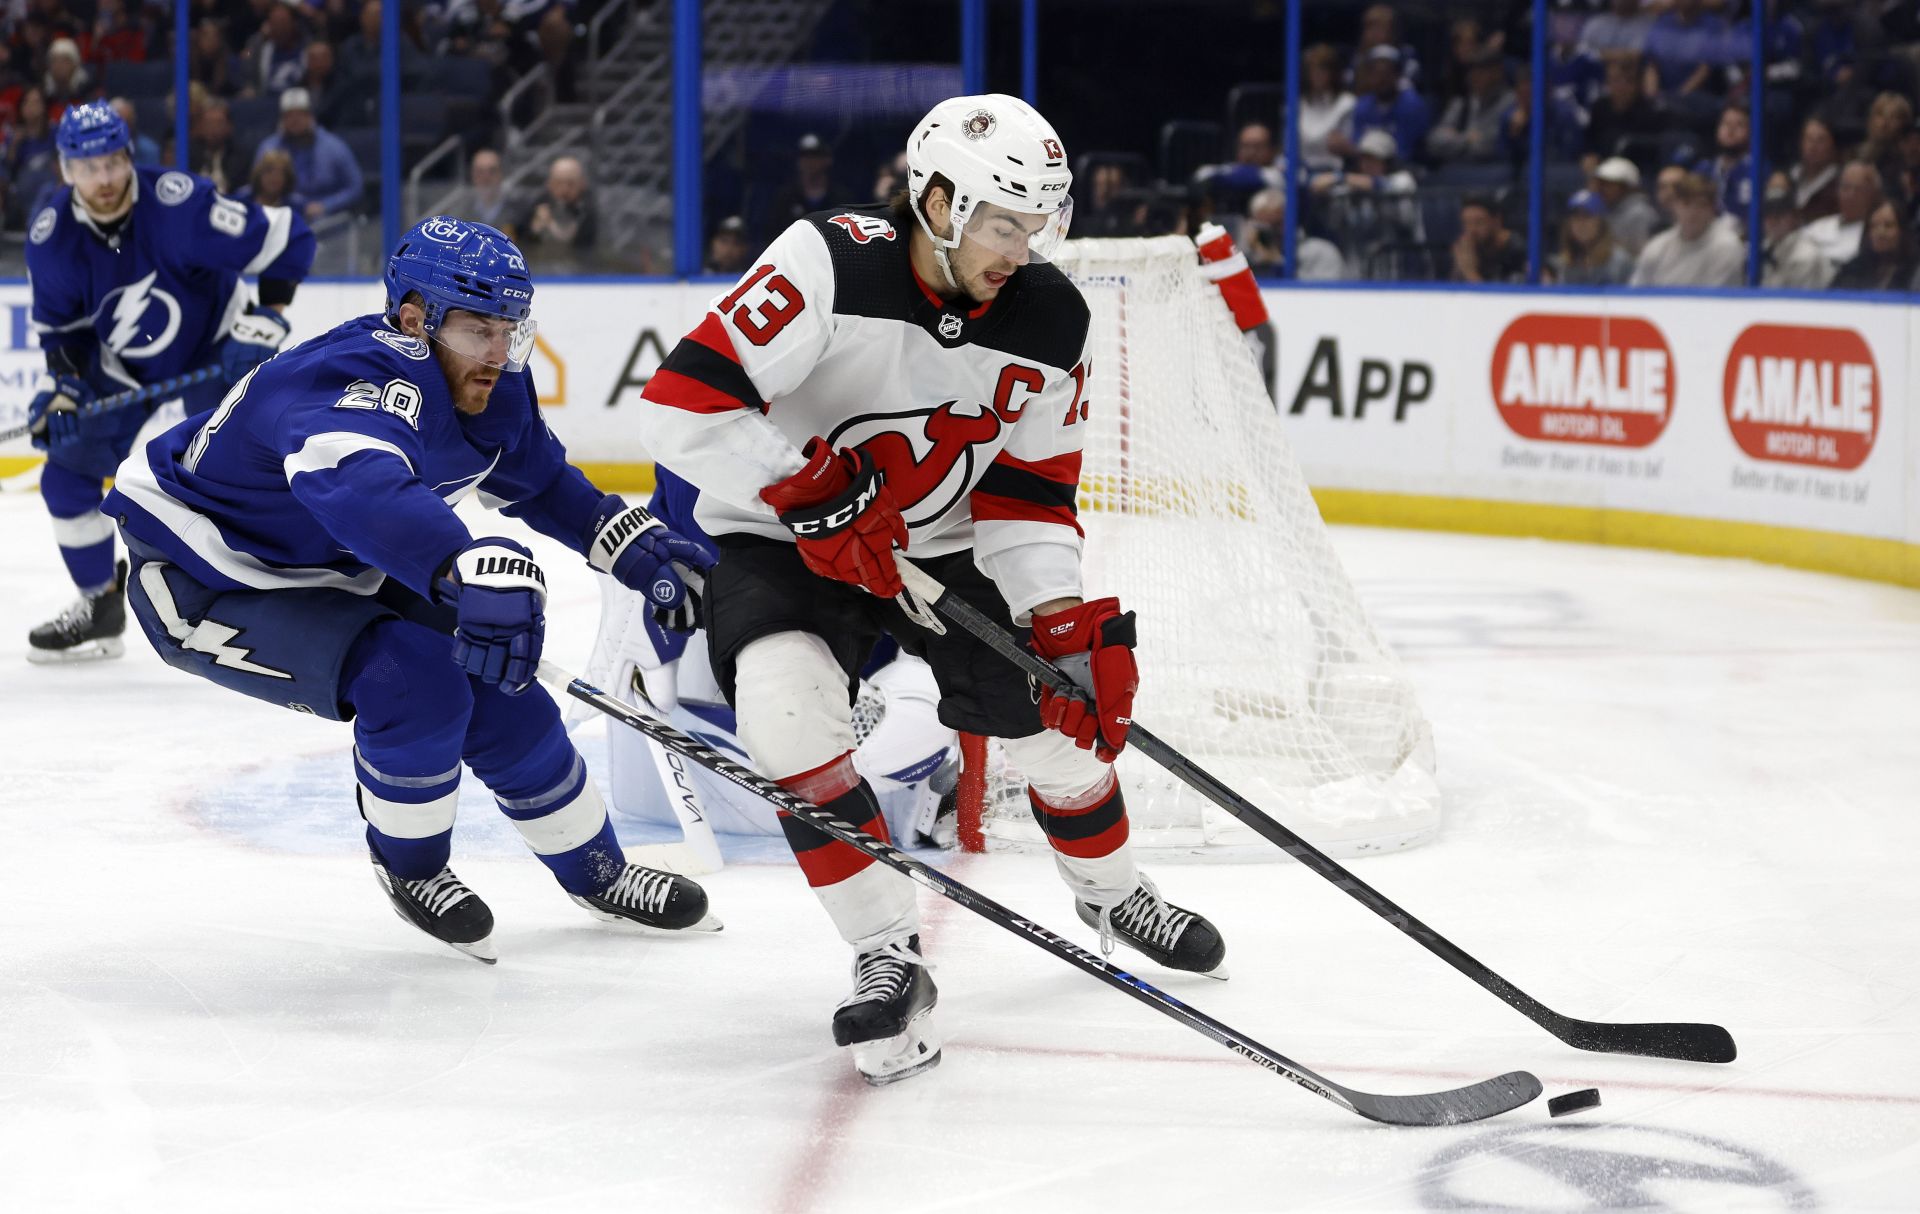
827, 401, 1003, 528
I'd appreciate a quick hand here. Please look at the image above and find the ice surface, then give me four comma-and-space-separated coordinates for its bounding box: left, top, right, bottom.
2, 492, 1916, 1212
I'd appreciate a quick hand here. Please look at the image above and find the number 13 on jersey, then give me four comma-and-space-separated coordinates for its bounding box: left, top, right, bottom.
719, 264, 806, 346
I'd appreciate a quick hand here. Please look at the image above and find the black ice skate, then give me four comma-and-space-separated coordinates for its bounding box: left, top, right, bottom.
833, 935, 940, 1086
571, 863, 722, 932
370, 853, 497, 964
26, 559, 127, 664
1078, 876, 1228, 977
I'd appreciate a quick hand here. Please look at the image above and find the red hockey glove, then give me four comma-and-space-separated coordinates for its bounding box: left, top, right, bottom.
760, 437, 909, 597
1030, 597, 1139, 762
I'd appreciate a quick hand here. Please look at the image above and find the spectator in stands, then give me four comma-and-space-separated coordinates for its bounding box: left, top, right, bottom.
1652, 163, 1689, 229
43, 37, 90, 107
190, 17, 237, 98
244, 0, 310, 98
1450, 194, 1527, 283
1801, 161, 1883, 272
447, 147, 514, 234
1239, 186, 1343, 279
1578, 0, 1654, 57
1355, 4, 1422, 90
1630, 171, 1745, 285
762, 133, 839, 243
1197, 122, 1284, 211
707, 215, 751, 275
108, 97, 161, 168
1642, 0, 1735, 119
1591, 156, 1660, 253
236, 148, 307, 213
1695, 103, 1754, 225
872, 152, 908, 202
520, 154, 599, 264
1351, 47, 1430, 168
1583, 52, 1664, 173
1498, 63, 1584, 166
189, 98, 249, 195
534, 4, 579, 103
1832, 200, 1919, 290
300, 41, 360, 129
88, 0, 151, 66
1859, 91, 1913, 209
1428, 48, 1513, 164
1759, 173, 1835, 289
1790, 115, 1842, 222
339, 1, 420, 97
1311, 128, 1421, 278
1299, 43, 1355, 173
3, 85, 55, 187
1550, 190, 1635, 284
253, 87, 364, 223
1076, 160, 1137, 239
439, 0, 514, 69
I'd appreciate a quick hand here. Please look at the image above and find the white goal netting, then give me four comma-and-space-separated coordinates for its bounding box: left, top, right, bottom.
964, 236, 1441, 859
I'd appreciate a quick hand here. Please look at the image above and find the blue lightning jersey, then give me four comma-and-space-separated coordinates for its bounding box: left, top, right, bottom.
106, 315, 605, 601
26, 165, 315, 386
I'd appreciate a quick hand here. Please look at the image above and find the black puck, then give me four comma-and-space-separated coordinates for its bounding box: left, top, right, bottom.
1547, 1087, 1602, 1117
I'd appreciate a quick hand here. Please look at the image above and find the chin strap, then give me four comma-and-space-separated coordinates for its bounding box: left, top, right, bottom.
908, 193, 964, 292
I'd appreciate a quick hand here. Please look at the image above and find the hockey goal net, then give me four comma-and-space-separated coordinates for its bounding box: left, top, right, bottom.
957, 235, 1440, 859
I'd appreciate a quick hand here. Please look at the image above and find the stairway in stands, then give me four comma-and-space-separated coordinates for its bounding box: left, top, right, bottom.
431, 0, 836, 271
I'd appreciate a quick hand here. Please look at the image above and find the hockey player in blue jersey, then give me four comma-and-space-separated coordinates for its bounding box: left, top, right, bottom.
103, 216, 721, 962
24, 100, 316, 663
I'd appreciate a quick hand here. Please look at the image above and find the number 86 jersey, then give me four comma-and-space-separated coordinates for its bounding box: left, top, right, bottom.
27, 165, 314, 386
637, 204, 1095, 622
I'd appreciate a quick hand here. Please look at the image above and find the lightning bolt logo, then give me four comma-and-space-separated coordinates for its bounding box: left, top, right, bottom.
184, 619, 293, 679
101, 271, 182, 358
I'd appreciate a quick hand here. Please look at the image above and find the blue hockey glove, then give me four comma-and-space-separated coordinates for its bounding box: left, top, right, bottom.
25, 374, 95, 452
219, 306, 292, 384
585, 495, 715, 634
436, 538, 547, 694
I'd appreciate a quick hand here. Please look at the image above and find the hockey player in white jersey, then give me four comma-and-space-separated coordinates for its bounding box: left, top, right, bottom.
637, 95, 1227, 1085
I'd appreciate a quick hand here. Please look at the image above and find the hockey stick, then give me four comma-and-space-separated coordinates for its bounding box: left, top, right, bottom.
0, 366, 226, 446
893, 558, 1738, 1066
537, 657, 1540, 1126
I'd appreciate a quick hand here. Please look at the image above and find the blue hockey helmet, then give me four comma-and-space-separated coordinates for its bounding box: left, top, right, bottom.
55, 100, 133, 162
385, 216, 537, 371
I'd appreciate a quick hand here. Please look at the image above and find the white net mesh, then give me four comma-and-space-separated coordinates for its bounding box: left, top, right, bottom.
971, 236, 1441, 859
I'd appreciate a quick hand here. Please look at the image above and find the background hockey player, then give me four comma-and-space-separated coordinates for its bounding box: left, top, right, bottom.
586, 466, 962, 853
102, 217, 719, 963
24, 100, 317, 664
636, 94, 1227, 1085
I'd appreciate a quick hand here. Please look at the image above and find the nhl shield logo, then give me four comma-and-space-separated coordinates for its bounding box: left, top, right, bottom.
938, 313, 964, 340
962, 109, 997, 140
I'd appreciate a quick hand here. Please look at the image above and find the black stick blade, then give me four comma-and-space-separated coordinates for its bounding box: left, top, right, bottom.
1343, 1070, 1544, 1127
1557, 1019, 1738, 1063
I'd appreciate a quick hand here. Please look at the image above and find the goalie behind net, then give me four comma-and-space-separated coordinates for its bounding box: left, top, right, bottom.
962, 234, 1441, 859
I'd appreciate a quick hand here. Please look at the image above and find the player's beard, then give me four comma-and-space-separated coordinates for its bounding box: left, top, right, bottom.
437, 348, 499, 414
81, 179, 134, 224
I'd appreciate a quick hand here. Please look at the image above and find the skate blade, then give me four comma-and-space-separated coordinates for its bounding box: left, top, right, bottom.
25, 637, 125, 664
449, 935, 499, 964
571, 896, 725, 934
852, 1007, 941, 1087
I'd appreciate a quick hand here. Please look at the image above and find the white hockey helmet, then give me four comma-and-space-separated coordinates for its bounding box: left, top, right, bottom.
904, 93, 1073, 287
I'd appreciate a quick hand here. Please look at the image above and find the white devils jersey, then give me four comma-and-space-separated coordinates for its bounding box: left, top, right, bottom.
636, 204, 1093, 618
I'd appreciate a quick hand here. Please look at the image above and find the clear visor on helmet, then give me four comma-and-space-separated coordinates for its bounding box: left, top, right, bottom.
432, 311, 538, 373
959, 196, 1073, 264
